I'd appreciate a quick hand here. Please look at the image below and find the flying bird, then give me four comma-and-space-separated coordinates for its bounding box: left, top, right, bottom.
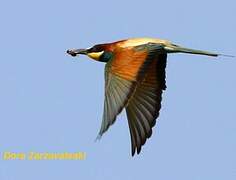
67, 37, 229, 156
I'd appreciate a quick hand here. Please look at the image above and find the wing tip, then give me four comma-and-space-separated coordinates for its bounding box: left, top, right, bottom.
131, 149, 135, 156
95, 134, 102, 142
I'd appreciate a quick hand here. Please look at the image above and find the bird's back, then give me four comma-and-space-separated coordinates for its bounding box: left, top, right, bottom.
116, 37, 171, 48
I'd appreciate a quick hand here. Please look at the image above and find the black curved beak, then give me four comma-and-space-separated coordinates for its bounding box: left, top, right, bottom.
66, 49, 88, 57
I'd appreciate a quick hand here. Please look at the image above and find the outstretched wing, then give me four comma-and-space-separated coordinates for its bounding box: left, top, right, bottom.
97, 43, 165, 138
125, 53, 167, 156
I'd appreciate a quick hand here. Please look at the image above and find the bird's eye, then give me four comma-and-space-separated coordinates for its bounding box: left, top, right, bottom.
89, 45, 103, 53
87, 46, 96, 52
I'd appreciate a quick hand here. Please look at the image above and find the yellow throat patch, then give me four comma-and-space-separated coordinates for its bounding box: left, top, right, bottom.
87, 51, 104, 60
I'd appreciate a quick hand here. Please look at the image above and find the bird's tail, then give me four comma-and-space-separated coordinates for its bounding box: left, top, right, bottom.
165, 44, 234, 57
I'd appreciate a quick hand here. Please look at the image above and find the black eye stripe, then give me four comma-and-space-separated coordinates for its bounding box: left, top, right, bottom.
89, 45, 104, 52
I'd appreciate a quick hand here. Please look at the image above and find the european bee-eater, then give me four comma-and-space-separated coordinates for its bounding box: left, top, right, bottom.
67, 37, 229, 156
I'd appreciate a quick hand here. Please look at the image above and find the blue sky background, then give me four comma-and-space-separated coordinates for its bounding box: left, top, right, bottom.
0, 0, 235, 179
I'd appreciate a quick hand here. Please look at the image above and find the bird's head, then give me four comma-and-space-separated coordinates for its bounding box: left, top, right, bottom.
67, 44, 112, 62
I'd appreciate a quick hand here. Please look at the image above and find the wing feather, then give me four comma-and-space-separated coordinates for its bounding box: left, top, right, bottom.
97, 42, 167, 158
97, 43, 165, 139
126, 53, 167, 155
